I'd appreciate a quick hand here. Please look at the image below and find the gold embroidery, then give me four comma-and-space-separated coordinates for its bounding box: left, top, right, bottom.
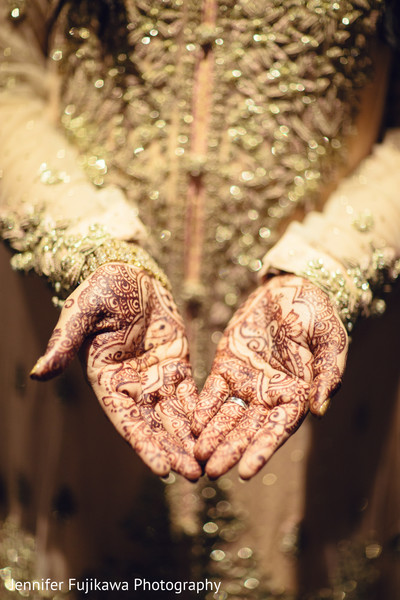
53, 0, 382, 334
2, 0, 384, 372
301, 251, 400, 332
0, 212, 170, 303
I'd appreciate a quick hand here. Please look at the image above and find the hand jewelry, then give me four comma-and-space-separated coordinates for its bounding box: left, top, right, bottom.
225, 396, 248, 409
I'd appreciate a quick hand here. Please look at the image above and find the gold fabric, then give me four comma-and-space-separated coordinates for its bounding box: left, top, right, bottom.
1, 1, 400, 599
36, 0, 381, 376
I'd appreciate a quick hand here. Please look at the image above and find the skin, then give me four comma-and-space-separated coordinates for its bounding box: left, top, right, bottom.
30, 263, 201, 481
31, 268, 348, 482
191, 274, 348, 480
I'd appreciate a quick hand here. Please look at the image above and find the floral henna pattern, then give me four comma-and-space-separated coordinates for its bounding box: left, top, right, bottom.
31, 263, 201, 480
193, 274, 348, 478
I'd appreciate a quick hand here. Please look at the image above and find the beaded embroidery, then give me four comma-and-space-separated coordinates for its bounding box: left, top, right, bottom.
2, 0, 384, 371
300, 250, 400, 333
0, 212, 170, 304
45, 0, 383, 371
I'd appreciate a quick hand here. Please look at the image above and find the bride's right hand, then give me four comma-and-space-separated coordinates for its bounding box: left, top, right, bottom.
30, 262, 201, 481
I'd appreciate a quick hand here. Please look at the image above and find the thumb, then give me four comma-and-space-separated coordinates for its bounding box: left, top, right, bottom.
308, 372, 342, 417
309, 317, 348, 417
30, 296, 88, 381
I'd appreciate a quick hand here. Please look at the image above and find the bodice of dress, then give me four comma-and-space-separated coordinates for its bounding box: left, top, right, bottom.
42, 0, 383, 374
2, 4, 400, 598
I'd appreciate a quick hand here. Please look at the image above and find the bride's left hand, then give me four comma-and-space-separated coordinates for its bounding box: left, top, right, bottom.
191, 275, 348, 479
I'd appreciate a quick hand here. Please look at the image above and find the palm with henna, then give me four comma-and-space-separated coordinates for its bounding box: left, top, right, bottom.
30, 263, 201, 481
192, 274, 348, 480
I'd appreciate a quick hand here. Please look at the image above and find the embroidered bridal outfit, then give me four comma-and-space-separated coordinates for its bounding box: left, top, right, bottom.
1, 0, 400, 598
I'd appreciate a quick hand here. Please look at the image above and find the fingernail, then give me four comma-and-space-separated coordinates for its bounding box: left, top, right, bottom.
30, 357, 45, 378
318, 398, 330, 416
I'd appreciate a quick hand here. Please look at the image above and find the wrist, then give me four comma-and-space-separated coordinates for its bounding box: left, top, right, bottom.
4, 211, 170, 304
260, 228, 400, 333
79, 237, 170, 292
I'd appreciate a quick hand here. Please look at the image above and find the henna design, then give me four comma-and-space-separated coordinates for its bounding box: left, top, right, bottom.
31, 263, 201, 481
193, 274, 348, 479
194, 400, 246, 463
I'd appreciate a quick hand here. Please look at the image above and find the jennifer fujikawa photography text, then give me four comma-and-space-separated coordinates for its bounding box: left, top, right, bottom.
6, 577, 222, 595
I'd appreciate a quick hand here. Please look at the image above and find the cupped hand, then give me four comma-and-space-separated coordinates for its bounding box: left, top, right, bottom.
30, 263, 201, 480
192, 274, 348, 480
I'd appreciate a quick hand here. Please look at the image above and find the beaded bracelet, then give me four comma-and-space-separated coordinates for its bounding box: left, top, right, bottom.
1, 213, 170, 304
78, 237, 171, 291
300, 248, 400, 333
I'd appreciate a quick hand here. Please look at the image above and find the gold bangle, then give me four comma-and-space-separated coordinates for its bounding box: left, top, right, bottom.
300, 249, 400, 333
3, 213, 170, 302
79, 237, 171, 291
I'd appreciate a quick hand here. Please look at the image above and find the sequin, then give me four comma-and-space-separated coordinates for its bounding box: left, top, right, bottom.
365, 542, 383, 559
210, 549, 225, 561
262, 473, 277, 486
2, 0, 384, 373
237, 547, 253, 559
203, 521, 219, 534
244, 577, 260, 589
